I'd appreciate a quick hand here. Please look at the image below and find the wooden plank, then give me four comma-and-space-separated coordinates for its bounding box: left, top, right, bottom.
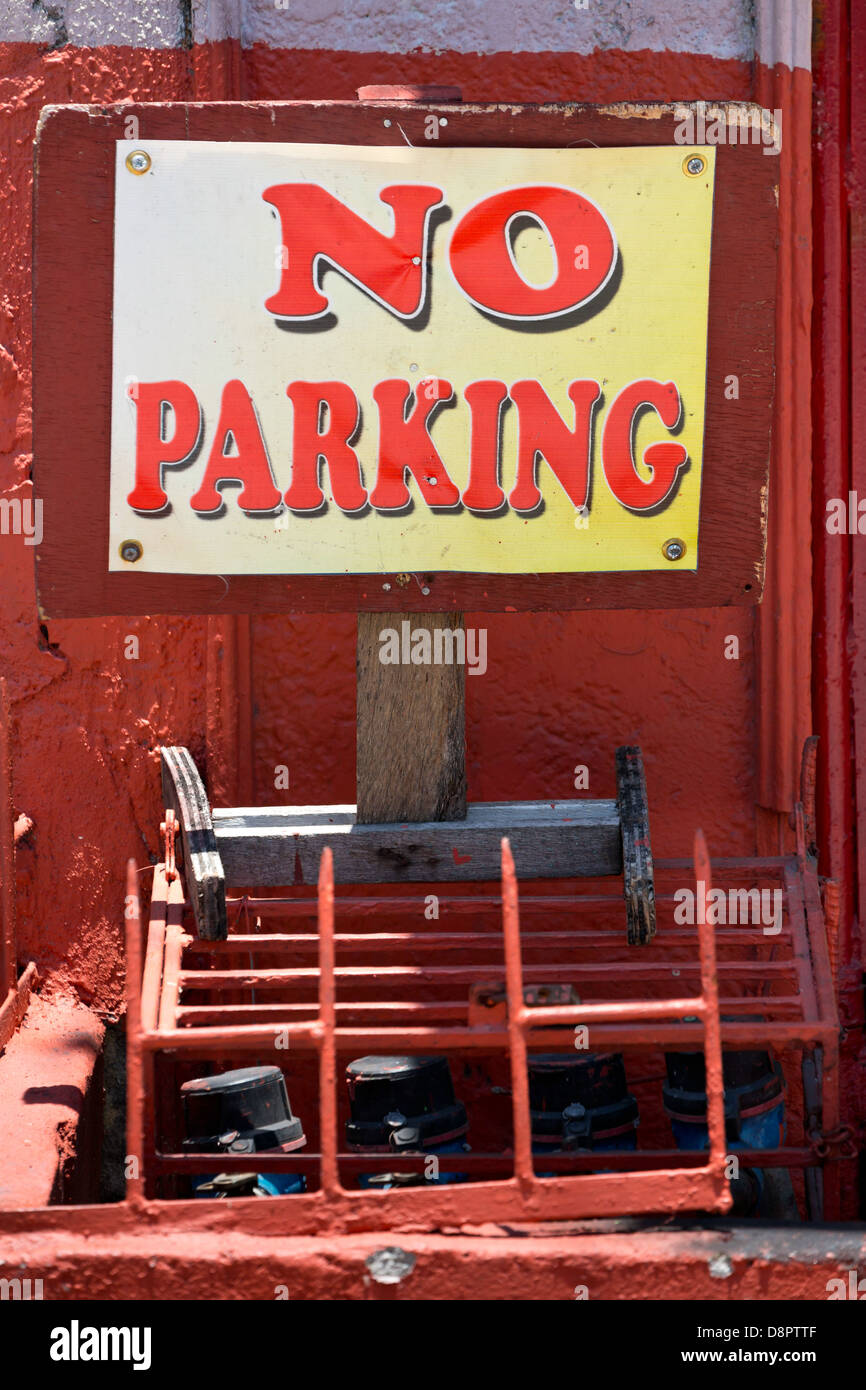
356, 612, 466, 823
212, 799, 621, 886
616, 745, 656, 944
160, 747, 227, 940
33, 100, 776, 617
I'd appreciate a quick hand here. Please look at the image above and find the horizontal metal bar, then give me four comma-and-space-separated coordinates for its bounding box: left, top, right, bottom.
196, 928, 794, 952
222, 892, 717, 915
143, 1023, 322, 1051
142, 1021, 836, 1053
149, 1167, 732, 1223
177, 961, 797, 990
151, 1147, 822, 1175
176, 1002, 469, 1024
517, 996, 705, 1027
174, 1000, 806, 1034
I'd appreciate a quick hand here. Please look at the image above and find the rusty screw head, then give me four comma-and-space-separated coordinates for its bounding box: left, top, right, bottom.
125, 149, 151, 175
119, 539, 143, 563
662, 538, 686, 562
683, 154, 706, 177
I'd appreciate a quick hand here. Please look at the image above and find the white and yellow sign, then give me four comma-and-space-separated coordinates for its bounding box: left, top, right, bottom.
110, 141, 715, 574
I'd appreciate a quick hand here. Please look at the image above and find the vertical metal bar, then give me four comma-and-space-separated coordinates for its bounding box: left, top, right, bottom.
318, 847, 340, 1197
501, 837, 533, 1187
694, 831, 728, 1196
139, 874, 165, 1202
755, 5, 815, 818
141, 1047, 157, 1203
821, 1037, 843, 1221
784, 864, 821, 1024
157, 875, 188, 1032
795, 809, 845, 1216
801, 1053, 824, 1220
158, 924, 186, 1032
141, 866, 169, 1035
848, 0, 866, 962
124, 858, 145, 1203
0, 677, 16, 1000
812, 0, 857, 956
141, 920, 166, 1034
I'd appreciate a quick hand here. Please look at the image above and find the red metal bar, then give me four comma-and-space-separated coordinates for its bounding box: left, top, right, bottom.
158, 923, 189, 1032
796, 808, 844, 1219
146, 1022, 836, 1054
506, 997, 707, 1027
173, 997, 809, 1029
501, 837, 534, 1188
197, 927, 795, 950
176, 1002, 472, 1024
144, 1023, 322, 1051
694, 830, 728, 1195
218, 891, 700, 916
317, 847, 339, 1198
812, 0, 857, 957
849, 0, 866, 967
0, 678, 16, 1001
755, 13, 814, 818
141, 873, 171, 1033
150, 1147, 822, 1176
784, 863, 822, 1027
124, 858, 145, 1204
178, 962, 797, 989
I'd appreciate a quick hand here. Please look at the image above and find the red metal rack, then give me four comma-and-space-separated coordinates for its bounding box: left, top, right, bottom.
124, 807, 843, 1228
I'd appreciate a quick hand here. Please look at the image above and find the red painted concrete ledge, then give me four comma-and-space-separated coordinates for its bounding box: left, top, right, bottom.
0, 993, 104, 1210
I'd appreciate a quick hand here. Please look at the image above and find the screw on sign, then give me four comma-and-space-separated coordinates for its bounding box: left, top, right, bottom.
662, 539, 687, 562
124, 150, 151, 175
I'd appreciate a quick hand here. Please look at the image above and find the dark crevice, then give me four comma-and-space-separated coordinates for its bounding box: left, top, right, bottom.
31, 0, 68, 50
37, 623, 65, 660
179, 0, 193, 50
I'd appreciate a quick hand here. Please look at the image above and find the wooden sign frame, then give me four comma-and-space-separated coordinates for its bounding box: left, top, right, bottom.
33, 100, 776, 617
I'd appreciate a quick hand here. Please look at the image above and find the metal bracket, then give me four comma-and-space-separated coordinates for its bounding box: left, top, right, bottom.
467, 980, 579, 1027
616, 745, 656, 944
160, 808, 178, 882
808, 1123, 858, 1159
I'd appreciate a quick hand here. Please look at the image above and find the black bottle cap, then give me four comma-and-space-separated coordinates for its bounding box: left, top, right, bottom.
181, 1065, 305, 1153
528, 1053, 639, 1147
345, 1055, 468, 1150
